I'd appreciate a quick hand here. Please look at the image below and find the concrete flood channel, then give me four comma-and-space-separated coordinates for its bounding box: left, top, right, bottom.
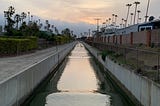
24, 42, 134, 106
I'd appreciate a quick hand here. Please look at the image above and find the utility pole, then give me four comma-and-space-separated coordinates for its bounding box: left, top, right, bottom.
145, 0, 150, 22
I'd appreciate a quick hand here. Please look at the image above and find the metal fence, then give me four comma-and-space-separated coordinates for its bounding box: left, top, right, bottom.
90, 42, 160, 83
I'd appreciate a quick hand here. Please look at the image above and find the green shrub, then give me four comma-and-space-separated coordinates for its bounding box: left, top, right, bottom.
101, 50, 108, 61
0, 37, 38, 54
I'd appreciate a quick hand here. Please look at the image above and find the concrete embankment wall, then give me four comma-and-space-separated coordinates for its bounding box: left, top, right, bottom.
84, 43, 160, 106
0, 42, 76, 106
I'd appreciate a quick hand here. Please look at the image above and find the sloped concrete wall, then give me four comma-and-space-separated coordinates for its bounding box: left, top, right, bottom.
0, 42, 76, 106
84, 43, 160, 106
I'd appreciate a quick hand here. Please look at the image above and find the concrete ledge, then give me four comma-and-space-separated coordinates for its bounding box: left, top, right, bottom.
84, 42, 160, 106
0, 42, 76, 106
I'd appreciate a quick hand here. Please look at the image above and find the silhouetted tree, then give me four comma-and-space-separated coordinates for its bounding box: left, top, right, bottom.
4, 6, 15, 35
14, 14, 21, 29
21, 12, 27, 23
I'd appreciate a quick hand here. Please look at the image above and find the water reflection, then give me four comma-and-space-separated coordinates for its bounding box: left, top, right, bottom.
45, 42, 111, 106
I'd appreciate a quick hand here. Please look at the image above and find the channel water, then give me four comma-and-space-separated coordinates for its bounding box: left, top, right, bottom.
27, 42, 129, 106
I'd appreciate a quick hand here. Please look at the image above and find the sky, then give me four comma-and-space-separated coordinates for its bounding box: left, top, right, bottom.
0, 0, 159, 35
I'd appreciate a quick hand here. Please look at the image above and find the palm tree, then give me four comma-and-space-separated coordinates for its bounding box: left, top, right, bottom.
125, 4, 132, 27
14, 14, 21, 29
133, 1, 140, 24
145, 0, 151, 22
137, 10, 141, 23
55, 27, 59, 34
8, 6, 15, 17
130, 13, 134, 25
31, 15, 33, 22
4, 6, 15, 34
21, 12, 27, 23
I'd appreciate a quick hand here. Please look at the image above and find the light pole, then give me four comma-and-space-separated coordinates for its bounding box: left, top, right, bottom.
130, 13, 134, 25
108, 18, 111, 25
145, 0, 151, 22
122, 18, 124, 28
126, 4, 132, 27
115, 15, 118, 26
137, 10, 141, 24
139, 18, 142, 23
133, 1, 140, 24
112, 14, 115, 24
95, 18, 101, 32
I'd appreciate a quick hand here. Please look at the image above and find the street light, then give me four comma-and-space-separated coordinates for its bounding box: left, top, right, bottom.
115, 15, 118, 25
137, 10, 141, 24
112, 14, 115, 24
145, 0, 151, 22
126, 4, 132, 27
133, 1, 140, 24
94, 18, 101, 32
130, 13, 134, 25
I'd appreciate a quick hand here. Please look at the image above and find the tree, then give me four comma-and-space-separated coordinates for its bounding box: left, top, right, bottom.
4, 6, 15, 35
54, 27, 59, 35
21, 12, 27, 23
61, 28, 71, 36
14, 14, 21, 29
149, 16, 155, 21
45, 20, 51, 32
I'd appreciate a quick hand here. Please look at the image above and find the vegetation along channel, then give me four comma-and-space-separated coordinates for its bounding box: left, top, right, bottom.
23, 42, 136, 106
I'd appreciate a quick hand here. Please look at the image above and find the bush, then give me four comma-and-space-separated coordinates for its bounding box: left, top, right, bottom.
101, 50, 108, 61
0, 37, 38, 54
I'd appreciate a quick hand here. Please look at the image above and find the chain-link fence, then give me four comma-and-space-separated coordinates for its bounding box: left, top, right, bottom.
91, 42, 160, 83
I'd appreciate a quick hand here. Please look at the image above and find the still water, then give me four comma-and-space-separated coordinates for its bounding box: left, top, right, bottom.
45, 43, 111, 106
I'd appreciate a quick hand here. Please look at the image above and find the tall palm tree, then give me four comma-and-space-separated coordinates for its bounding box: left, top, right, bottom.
145, 0, 151, 22
55, 27, 59, 34
133, 1, 140, 24
130, 13, 134, 25
31, 15, 33, 22
4, 6, 15, 33
14, 14, 21, 29
21, 12, 27, 23
8, 6, 15, 17
137, 10, 141, 24
125, 4, 132, 27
